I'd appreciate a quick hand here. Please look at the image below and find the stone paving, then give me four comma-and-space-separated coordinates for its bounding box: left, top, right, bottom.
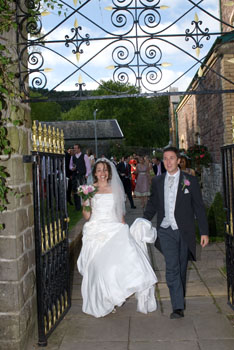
34, 198, 234, 350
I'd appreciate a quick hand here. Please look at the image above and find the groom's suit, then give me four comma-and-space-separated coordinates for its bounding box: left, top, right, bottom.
144, 170, 208, 311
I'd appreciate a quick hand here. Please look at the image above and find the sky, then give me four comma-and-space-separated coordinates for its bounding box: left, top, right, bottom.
28, 0, 221, 95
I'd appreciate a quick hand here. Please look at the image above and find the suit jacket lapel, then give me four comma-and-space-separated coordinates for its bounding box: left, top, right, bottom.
159, 173, 166, 211
175, 171, 185, 209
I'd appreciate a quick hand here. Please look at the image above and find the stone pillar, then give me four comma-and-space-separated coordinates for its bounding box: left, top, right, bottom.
0, 105, 36, 350
0, 10, 36, 350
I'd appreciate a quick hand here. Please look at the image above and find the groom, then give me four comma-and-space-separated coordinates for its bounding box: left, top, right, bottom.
144, 146, 209, 319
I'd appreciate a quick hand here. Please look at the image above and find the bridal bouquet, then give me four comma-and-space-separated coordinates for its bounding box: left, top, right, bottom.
77, 184, 98, 211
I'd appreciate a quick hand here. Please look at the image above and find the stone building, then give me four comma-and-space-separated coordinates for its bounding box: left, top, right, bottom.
170, 2, 234, 205
44, 119, 124, 158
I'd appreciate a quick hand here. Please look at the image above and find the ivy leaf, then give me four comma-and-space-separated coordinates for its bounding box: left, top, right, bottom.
3, 148, 11, 155
13, 120, 21, 126
0, 87, 8, 94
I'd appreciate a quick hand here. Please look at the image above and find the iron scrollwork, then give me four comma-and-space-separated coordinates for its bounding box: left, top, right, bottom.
15, 0, 234, 101
185, 17, 210, 51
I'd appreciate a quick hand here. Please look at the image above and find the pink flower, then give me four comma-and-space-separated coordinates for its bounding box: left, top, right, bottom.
77, 184, 98, 211
88, 185, 95, 193
200, 154, 205, 158
182, 177, 190, 191
82, 186, 89, 195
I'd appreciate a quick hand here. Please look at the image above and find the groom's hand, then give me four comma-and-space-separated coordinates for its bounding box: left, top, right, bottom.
200, 235, 209, 248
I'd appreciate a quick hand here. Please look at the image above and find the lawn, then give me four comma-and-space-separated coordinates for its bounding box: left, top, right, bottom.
67, 202, 83, 231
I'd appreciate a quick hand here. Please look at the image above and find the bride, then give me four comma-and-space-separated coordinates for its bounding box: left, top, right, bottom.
77, 158, 158, 318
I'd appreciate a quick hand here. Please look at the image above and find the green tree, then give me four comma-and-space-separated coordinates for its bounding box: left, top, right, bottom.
30, 92, 62, 121
61, 80, 169, 148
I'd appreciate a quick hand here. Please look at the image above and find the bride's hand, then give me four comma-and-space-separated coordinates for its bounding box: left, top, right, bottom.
82, 199, 89, 207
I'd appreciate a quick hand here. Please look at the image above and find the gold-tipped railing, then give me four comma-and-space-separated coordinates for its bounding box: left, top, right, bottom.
32, 120, 64, 154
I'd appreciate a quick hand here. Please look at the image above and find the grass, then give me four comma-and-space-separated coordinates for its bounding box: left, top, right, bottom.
208, 236, 225, 243
67, 202, 83, 231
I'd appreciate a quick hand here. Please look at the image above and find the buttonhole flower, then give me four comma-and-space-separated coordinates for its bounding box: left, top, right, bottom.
182, 178, 190, 191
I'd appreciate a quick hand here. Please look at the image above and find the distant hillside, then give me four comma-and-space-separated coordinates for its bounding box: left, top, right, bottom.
29, 88, 92, 113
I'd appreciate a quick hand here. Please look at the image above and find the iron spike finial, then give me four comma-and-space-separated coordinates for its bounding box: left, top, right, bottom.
32, 120, 38, 152
43, 124, 48, 153
60, 129, 65, 154
48, 126, 53, 153
52, 127, 57, 153
38, 122, 43, 152
56, 128, 61, 154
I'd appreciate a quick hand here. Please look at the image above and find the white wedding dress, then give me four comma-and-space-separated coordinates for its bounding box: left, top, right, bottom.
77, 193, 158, 318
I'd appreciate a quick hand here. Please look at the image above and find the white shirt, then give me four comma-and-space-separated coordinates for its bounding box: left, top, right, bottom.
69, 152, 91, 177
161, 169, 180, 230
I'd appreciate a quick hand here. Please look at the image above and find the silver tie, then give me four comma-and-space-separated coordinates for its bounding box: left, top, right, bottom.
168, 176, 175, 189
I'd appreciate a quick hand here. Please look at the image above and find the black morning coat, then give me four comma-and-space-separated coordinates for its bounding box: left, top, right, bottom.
144, 171, 209, 260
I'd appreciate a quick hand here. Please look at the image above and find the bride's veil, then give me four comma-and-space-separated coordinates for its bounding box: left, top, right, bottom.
95, 158, 126, 221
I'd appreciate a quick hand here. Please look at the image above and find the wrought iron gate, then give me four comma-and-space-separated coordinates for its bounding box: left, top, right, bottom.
221, 144, 234, 310
15, 0, 234, 102
29, 121, 71, 346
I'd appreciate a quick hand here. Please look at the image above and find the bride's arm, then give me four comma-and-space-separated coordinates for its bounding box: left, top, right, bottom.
82, 200, 91, 220
122, 216, 126, 224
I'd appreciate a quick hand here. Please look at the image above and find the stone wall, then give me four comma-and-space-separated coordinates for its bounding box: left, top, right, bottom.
0, 104, 36, 350
177, 95, 197, 150
176, 46, 234, 205
177, 57, 224, 164
0, 19, 36, 350
201, 163, 223, 206
220, 1, 234, 32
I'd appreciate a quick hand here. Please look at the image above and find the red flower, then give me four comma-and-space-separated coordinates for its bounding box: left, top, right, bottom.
200, 154, 205, 158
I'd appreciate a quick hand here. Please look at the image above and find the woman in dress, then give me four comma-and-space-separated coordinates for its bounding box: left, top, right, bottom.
77, 158, 157, 318
180, 155, 196, 176
86, 149, 95, 185
129, 156, 137, 196
134, 156, 151, 209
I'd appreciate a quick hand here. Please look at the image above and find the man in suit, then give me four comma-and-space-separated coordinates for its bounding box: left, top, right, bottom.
117, 155, 136, 209
69, 144, 91, 211
144, 147, 209, 319
65, 147, 73, 205
152, 157, 166, 176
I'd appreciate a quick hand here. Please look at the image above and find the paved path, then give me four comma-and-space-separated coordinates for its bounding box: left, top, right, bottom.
39, 199, 234, 350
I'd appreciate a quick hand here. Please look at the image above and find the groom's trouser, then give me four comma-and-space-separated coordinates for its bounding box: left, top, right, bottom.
158, 226, 189, 311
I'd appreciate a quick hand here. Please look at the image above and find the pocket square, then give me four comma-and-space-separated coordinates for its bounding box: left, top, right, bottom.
184, 189, 189, 194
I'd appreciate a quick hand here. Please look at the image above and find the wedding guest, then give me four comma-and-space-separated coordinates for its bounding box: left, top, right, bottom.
86, 149, 95, 184
179, 155, 195, 176
69, 144, 91, 211
65, 147, 73, 205
152, 157, 166, 176
77, 158, 157, 317
129, 155, 137, 195
135, 156, 150, 209
144, 146, 209, 319
117, 156, 136, 209
111, 155, 118, 167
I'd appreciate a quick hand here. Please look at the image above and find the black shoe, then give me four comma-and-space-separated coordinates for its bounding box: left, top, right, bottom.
131, 205, 136, 209
170, 309, 184, 319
